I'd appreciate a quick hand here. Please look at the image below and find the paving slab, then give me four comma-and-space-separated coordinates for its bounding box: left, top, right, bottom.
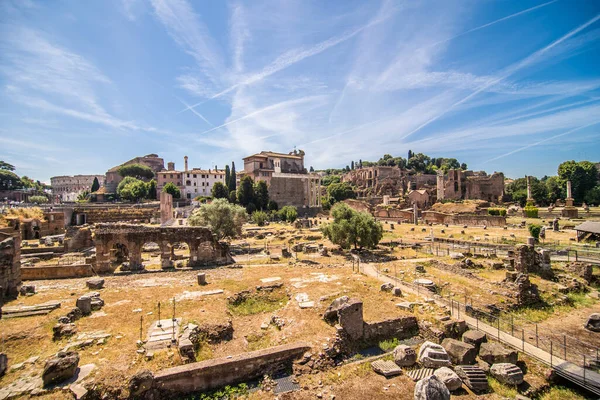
371, 360, 403, 377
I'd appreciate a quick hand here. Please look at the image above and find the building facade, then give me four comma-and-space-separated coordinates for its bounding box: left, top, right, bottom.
105, 154, 165, 193
242, 150, 321, 209
182, 169, 227, 199
51, 174, 105, 201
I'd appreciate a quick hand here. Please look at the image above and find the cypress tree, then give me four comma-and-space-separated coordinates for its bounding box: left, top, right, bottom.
229, 162, 237, 192
225, 165, 231, 190
91, 177, 100, 192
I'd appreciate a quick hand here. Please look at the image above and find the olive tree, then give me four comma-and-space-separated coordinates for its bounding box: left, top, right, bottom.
188, 198, 248, 240
321, 203, 383, 249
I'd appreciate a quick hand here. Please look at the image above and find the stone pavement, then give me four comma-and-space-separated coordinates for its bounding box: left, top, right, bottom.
146, 318, 181, 350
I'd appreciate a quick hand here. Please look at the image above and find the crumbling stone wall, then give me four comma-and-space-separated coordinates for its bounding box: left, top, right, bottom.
0, 232, 21, 302
422, 211, 506, 227
73, 206, 159, 224
94, 224, 232, 273
63, 225, 93, 252
513, 244, 553, 279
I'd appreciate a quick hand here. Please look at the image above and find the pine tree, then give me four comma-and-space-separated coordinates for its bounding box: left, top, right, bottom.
225, 165, 231, 190
91, 177, 100, 192
229, 162, 237, 192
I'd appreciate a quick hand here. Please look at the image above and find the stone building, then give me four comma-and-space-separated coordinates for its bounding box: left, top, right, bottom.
104, 154, 165, 193
51, 175, 105, 202
0, 231, 21, 302
182, 156, 227, 200
242, 150, 321, 210
156, 162, 183, 197
0, 211, 65, 240
436, 169, 504, 203
342, 166, 409, 196
406, 189, 433, 209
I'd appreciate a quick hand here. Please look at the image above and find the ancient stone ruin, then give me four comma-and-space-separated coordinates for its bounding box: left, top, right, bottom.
0, 231, 21, 303
94, 224, 233, 272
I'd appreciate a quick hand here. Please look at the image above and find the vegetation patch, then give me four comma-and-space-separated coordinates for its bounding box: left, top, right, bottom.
227, 288, 289, 316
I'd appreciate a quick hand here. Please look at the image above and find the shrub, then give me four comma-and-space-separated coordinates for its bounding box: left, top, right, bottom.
29, 195, 48, 204
528, 223, 542, 240
188, 198, 247, 240
267, 200, 279, 211
278, 206, 298, 223
251, 211, 268, 226
162, 182, 181, 199
488, 208, 506, 216
321, 202, 383, 249
524, 206, 539, 218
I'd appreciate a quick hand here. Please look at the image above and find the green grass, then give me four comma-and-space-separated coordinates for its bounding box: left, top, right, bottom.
378, 338, 400, 352
539, 386, 588, 400
227, 290, 289, 316
246, 332, 271, 352
177, 383, 249, 400
487, 376, 518, 398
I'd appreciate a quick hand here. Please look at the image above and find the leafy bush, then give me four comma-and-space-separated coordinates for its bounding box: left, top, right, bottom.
524, 206, 539, 218
188, 198, 247, 240
29, 195, 48, 204
267, 200, 278, 211
278, 206, 298, 223
488, 208, 506, 216
528, 223, 542, 240
251, 211, 268, 226
321, 203, 383, 249
162, 182, 181, 199
118, 163, 154, 180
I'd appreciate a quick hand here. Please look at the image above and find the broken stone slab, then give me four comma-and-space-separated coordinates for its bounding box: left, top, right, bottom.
396, 302, 420, 311
454, 365, 488, 392
585, 313, 600, 332
19, 285, 36, 296
490, 363, 524, 385
441, 338, 477, 365
433, 366, 462, 391
76, 296, 92, 316
414, 375, 450, 400
129, 370, 154, 398
0, 353, 7, 377
418, 341, 451, 368
197, 273, 207, 285
380, 282, 394, 292
42, 351, 80, 386
260, 277, 281, 283
90, 297, 104, 311
175, 289, 224, 301
53, 323, 77, 341
323, 296, 350, 322
299, 301, 315, 309
1, 300, 61, 318
371, 359, 402, 377
86, 278, 104, 290
462, 330, 487, 351
392, 344, 416, 367
479, 342, 517, 365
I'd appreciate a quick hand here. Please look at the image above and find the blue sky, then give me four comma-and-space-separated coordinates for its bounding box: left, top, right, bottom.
1, 0, 599, 183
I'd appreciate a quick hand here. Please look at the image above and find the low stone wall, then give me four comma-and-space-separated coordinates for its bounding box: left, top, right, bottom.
154, 343, 310, 394
21, 264, 94, 280
422, 211, 506, 227
21, 246, 64, 255
363, 316, 419, 342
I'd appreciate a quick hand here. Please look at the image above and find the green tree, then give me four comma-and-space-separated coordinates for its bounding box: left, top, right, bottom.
0, 161, 15, 171
278, 205, 298, 223
212, 182, 229, 199
77, 191, 90, 202
252, 210, 268, 226
254, 180, 269, 210
237, 175, 255, 211
321, 203, 383, 249
327, 182, 356, 203
117, 177, 148, 202
321, 175, 341, 187
584, 186, 600, 205
229, 190, 237, 203
505, 177, 548, 206
29, 195, 48, 204
544, 176, 563, 204
351, 161, 355, 170
0, 170, 23, 190
558, 160, 598, 203
91, 177, 100, 192
460, 163, 468, 170
309, 166, 315, 172
20, 176, 35, 188
188, 198, 248, 240
224, 165, 231, 190
162, 182, 181, 199
528, 224, 542, 241
146, 179, 157, 200
229, 162, 237, 192
267, 200, 279, 211
407, 153, 431, 173
408, 150, 413, 160
118, 163, 154, 180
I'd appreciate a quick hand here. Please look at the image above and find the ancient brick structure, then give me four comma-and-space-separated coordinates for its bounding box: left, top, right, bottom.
0, 211, 65, 240
104, 154, 165, 194
94, 224, 232, 272
63, 225, 93, 252
512, 243, 553, 279
51, 174, 105, 202
342, 166, 409, 197
0, 232, 21, 303
422, 211, 506, 227
437, 169, 504, 202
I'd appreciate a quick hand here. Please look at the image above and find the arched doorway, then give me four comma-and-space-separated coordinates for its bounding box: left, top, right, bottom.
169, 242, 190, 268
141, 242, 162, 270
111, 242, 130, 267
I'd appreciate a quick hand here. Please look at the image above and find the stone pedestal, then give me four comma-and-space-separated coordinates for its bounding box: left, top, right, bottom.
197, 273, 207, 285
561, 206, 578, 218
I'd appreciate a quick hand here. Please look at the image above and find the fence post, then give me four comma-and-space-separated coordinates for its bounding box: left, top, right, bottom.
522, 329, 525, 351
536, 324, 538, 347
563, 335, 566, 360
497, 317, 500, 340
458, 301, 460, 319
583, 355, 586, 385
550, 342, 553, 368
511, 315, 514, 336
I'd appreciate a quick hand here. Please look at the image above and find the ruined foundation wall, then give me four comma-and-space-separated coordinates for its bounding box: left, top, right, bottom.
422, 211, 506, 227
0, 232, 21, 301
21, 264, 94, 280
154, 343, 310, 394
363, 316, 419, 342
74, 206, 159, 224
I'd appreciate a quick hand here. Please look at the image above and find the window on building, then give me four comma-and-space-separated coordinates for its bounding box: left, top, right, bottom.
170, 174, 173, 179
187, 174, 190, 178
193, 174, 196, 178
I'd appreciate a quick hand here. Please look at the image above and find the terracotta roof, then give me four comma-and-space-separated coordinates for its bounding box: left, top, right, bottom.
243, 151, 303, 160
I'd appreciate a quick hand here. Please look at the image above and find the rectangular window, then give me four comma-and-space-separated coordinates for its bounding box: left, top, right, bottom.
193, 174, 197, 178
187, 174, 190, 178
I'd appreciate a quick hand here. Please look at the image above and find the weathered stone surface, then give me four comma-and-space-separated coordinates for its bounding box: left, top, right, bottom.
42, 351, 79, 386
479, 342, 518, 365
454, 365, 488, 392
337, 298, 364, 340
442, 338, 477, 365
86, 278, 104, 290
371, 359, 402, 377
490, 363, 524, 385
19, 284, 36, 296
380, 282, 394, 292
462, 330, 487, 350
0, 353, 7, 377
433, 366, 462, 391
323, 296, 349, 322
129, 369, 154, 397
53, 323, 77, 341
418, 341, 451, 368
585, 313, 600, 332
197, 273, 207, 285
392, 287, 403, 297
393, 344, 417, 367
197, 320, 234, 343
76, 296, 92, 315
90, 297, 104, 311
414, 374, 450, 400
442, 319, 467, 339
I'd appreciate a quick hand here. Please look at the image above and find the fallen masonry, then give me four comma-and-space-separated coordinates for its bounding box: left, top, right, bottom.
454, 365, 489, 392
